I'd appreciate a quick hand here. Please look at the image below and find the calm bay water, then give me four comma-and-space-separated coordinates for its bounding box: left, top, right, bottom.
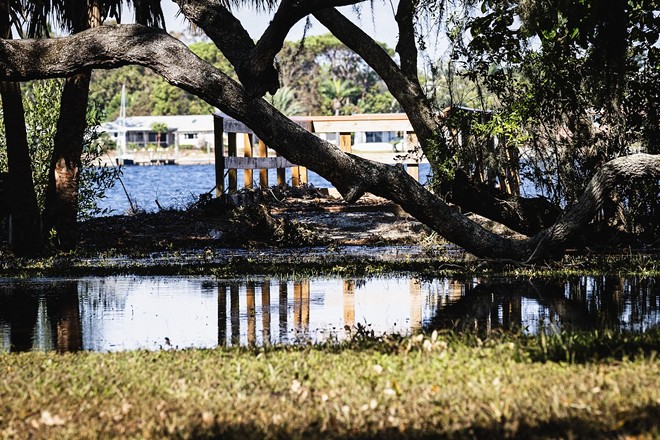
0, 275, 657, 353
98, 163, 433, 215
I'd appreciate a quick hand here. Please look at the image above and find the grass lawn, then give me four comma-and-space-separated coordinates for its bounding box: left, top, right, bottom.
1, 332, 659, 439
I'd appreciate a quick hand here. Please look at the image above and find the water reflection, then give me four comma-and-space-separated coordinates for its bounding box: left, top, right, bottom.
0, 280, 82, 353
0, 275, 657, 352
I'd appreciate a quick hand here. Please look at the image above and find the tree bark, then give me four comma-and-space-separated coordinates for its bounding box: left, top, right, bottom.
175, 0, 365, 97
42, 1, 98, 250
313, 8, 442, 165
0, 3, 42, 256
0, 82, 43, 256
42, 71, 91, 249
1, 26, 658, 261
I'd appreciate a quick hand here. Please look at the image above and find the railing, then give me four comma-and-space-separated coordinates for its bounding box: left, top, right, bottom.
213, 113, 422, 196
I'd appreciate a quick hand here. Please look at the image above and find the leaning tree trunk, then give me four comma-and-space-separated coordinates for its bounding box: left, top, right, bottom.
2, 26, 659, 262
0, 4, 42, 256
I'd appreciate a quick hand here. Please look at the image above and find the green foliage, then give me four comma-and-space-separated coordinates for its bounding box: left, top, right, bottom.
90, 36, 397, 119
188, 41, 235, 74
90, 66, 214, 119
265, 86, 304, 116
0, 80, 121, 219
277, 34, 397, 115
445, 0, 660, 212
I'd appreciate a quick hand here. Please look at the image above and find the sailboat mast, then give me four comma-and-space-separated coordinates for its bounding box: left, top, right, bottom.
119, 83, 127, 163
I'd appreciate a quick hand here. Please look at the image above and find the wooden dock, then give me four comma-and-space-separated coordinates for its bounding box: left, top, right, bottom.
213, 113, 423, 196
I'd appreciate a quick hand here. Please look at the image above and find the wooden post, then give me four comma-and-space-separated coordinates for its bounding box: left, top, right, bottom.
258, 140, 268, 189
214, 116, 225, 197
276, 154, 286, 187
292, 166, 300, 187
279, 282, 288, 343
407, 163, 419, 181
218, 284, 227, 346
339, 132, 352, 153
244, 133, 253, 189
246, 281, 256, 345
300, 166, 308, 185
290, 166, 308, 187
261, 281, 271, 343
228, 133, 237, 193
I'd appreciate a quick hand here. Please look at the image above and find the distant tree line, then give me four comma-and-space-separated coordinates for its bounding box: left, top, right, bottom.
91, 34, 403, 119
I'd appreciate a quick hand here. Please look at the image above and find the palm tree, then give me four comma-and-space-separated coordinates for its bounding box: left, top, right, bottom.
150, 122, 168, 147
31, 0, 164, 249
319, 78, 361, 115
266, 86, 305, 116
0, 0, 43, 256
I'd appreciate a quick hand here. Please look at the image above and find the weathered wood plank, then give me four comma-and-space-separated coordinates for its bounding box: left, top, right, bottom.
311, 119, 413, 133
225, 156, 297, 169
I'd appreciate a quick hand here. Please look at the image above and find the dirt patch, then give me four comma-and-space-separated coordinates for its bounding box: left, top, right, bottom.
78, 187, 434, 255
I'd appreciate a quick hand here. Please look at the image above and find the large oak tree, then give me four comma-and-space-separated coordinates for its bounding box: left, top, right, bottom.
1, 0, 658, 262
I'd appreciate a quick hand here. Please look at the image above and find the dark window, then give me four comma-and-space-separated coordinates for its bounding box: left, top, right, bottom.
366, 132, 383, 143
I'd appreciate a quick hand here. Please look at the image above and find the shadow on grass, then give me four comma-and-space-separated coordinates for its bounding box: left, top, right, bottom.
184, 404, 660, 439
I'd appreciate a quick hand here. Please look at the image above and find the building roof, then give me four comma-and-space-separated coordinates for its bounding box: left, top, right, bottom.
102, 115, 214, 133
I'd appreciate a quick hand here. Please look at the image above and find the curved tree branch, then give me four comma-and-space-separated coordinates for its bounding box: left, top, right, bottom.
394, 0, 418, 81
1, 25, 658, 262
173, 0, 271, 96
175, 0, 365, 97
313, 7, 440, 161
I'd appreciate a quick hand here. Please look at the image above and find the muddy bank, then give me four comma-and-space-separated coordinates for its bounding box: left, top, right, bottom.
0, 189, 477, 276
78, 189, 438, 255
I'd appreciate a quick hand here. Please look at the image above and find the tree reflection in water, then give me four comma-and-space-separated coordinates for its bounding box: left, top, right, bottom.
426, 276, 659, 334
0, 275, 657, 352
0, 280, 82, 352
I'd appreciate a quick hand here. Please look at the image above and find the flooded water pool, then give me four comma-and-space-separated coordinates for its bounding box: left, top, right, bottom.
0, 275, 657, 353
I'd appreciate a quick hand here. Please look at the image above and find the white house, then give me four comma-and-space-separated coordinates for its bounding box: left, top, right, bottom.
102, 114, 215, 150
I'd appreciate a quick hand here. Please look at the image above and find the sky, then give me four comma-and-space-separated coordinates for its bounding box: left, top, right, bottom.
124, 0, 401, 49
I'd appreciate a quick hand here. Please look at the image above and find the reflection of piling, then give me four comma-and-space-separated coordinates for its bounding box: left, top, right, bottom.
293, 280, 310, 332
0, 290, 38, 352
218, 284, 227, 346
262, 281, 271, 343
501, 296, 522, 330
279, 282, 288, 343
246, 282, 256, 344
343, 280, 355, 329
230, 285, 240, 345
55, 308, 82, 353
48, 284, 83, 353
410, 279, 423, 331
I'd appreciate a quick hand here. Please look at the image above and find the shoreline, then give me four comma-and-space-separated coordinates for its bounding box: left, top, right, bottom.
105, 150, 430, 167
